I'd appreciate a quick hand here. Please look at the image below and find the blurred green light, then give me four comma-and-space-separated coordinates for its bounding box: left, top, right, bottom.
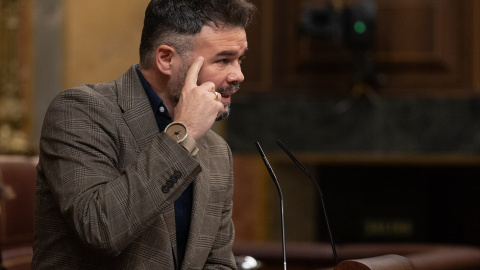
354, 21, 367, 34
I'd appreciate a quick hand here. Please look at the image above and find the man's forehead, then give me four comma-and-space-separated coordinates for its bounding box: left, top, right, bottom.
194, 25, 248, 52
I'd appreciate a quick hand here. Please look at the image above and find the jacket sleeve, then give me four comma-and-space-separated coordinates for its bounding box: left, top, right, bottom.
38, 87, 201, 256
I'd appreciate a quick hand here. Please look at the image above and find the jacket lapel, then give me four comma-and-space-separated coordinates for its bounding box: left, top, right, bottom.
181, 140, 211, 269
116, 65, 159, 151
164, 204, 179, 267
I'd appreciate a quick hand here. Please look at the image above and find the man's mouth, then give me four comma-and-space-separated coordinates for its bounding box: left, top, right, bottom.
220, 90, 238, 102
221, 92, 233, 98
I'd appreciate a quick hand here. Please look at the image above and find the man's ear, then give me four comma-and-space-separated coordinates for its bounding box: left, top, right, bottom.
155, 45, 176, 76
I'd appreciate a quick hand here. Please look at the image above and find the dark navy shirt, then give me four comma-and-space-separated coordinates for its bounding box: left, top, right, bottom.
135, 66, 193, 268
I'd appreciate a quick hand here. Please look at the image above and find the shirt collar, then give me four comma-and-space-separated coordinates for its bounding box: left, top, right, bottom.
135, 65, 172, 130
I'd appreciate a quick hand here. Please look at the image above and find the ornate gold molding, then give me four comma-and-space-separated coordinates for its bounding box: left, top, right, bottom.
0, 0, 32, 154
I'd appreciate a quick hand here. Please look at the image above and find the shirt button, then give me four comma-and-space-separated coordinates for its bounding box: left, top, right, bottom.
159, 106, 165, 113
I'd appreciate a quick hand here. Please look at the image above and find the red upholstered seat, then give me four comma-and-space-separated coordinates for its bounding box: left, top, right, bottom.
0, 156, 38, 270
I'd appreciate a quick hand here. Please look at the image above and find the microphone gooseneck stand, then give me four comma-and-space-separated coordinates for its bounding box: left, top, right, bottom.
255, 142, 287, 270
277, 140, 339, 266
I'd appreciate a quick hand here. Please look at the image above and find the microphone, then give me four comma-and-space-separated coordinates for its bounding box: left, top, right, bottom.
276, 140, 338, 266
255, 142, 287, 270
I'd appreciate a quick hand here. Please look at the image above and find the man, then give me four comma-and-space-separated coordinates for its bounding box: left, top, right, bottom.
32, 0, 255, 269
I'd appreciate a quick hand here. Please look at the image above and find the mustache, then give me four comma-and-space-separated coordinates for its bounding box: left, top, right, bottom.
216, 84, 240, 94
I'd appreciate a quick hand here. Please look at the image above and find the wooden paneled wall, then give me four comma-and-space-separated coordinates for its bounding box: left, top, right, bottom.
63, 0, 149, 89
241, 0, 480, 97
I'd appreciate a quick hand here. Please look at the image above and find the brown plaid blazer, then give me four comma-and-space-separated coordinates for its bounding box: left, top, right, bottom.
32, 65, 237, 269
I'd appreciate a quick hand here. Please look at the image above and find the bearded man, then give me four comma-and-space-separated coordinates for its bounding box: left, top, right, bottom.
32, 0, 255, 269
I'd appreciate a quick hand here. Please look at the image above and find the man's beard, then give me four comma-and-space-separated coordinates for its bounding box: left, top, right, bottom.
169, 61, 238, 121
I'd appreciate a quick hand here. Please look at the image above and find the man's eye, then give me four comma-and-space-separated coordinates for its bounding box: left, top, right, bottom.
216, 58, 243, 65
239, 56, 246, 65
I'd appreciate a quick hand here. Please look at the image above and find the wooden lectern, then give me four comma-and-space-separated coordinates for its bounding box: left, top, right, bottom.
333, 254, 415, 270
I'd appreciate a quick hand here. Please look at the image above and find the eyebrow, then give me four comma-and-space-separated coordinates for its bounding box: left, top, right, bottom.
216, 48, 249, 58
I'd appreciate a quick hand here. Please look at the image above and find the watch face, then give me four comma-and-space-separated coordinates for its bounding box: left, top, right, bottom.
166, 122, 187, 142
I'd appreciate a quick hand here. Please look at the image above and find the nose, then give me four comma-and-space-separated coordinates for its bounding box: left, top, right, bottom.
226, 64, 245, 85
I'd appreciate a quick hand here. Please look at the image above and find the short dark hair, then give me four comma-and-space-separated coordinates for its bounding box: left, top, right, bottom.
139, 0, 256, 68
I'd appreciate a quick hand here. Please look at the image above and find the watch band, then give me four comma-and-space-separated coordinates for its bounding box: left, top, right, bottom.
179, 135, 199, 156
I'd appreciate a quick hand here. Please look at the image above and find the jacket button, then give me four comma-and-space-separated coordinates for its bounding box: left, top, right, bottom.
173, 171, 182, 179
162, 185, 169, 193
169, 176, 178, 183
166, 180, 174, 188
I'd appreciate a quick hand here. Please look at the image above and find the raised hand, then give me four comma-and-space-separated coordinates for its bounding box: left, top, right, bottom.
173, 56, 225, 141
